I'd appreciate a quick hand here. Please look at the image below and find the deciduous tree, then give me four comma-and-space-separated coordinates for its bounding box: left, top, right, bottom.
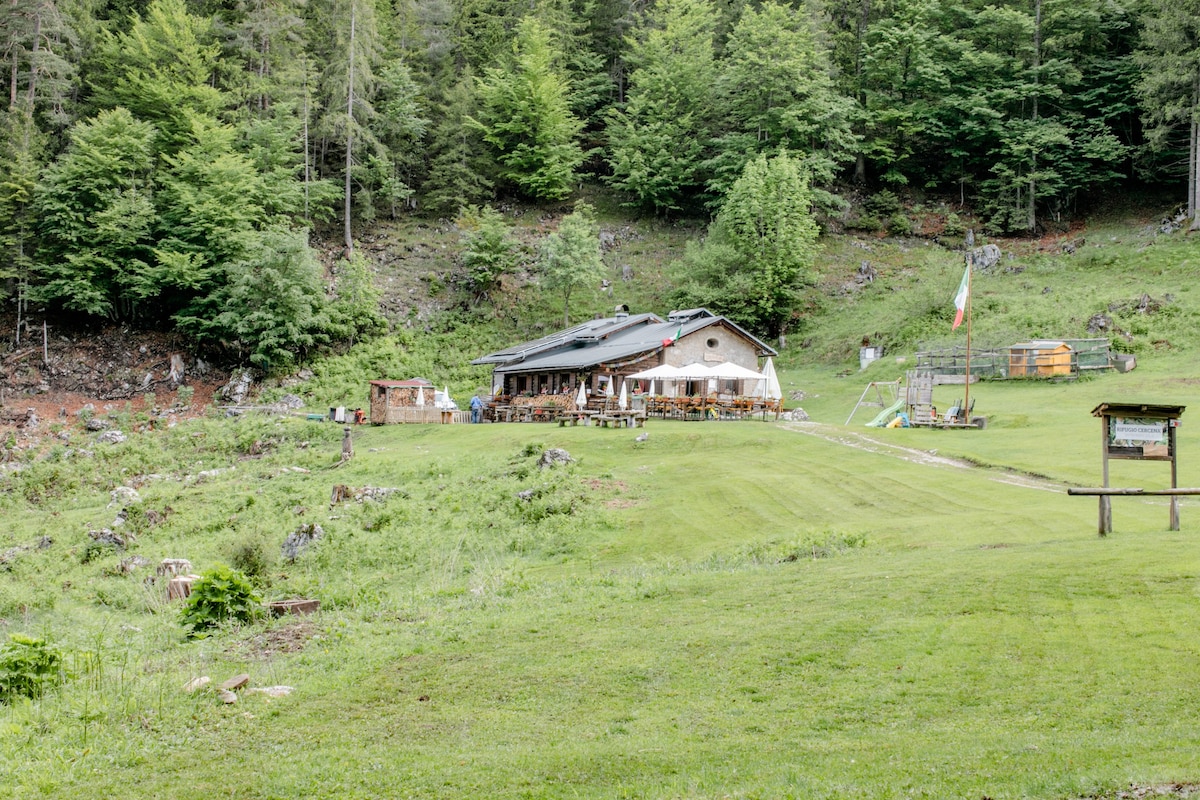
540, 200, 604, 326
672, 151, 818, 343
605, 0, 718, 214
458, 203, 517, 305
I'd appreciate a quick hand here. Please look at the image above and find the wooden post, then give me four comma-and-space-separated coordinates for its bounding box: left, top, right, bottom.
1100, 416, 1111, 536
1170, 423, 1180, 531
963, 257, 971, 421
341, 426, 353, 462
1090, 403, 1186, 535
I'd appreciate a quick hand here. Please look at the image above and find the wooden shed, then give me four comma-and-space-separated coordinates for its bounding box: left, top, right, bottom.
369, 379, 463, 424
1008, 340, 1073, 377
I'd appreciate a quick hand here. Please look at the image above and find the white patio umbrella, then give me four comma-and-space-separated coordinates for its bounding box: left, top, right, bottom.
648, 379, 657, 396
415, 385, 425, 406
762, 357, 783, 401
618, 380, 628, 410
575, 381, 587, 408
442, 385, 453, 409
605, 375, 615, 397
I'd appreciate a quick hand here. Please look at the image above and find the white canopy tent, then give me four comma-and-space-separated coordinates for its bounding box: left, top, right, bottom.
673, 362, 717, 380
704, 361, 767, 398
706, 362, 765, 380
627, 364, 686, 380
627, 364, 685, 397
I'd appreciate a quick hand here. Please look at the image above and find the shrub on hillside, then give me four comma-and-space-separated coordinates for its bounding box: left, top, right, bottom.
180, 564, 262, 637
229, 537, 273, 583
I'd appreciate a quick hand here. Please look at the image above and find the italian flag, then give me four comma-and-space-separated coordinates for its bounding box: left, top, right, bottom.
662, 323, 682, 347
952, 264, 970, 330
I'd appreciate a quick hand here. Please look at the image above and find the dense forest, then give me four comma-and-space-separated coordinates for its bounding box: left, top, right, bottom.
1, 0, 1198, 367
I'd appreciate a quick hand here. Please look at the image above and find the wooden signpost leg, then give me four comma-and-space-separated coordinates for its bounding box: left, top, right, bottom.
1170, 425, 1179, 531
1100, 419, 1111, 537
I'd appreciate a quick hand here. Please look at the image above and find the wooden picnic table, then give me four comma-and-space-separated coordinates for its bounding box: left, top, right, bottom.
594, 410, 647, 428
556, 410, 598, 426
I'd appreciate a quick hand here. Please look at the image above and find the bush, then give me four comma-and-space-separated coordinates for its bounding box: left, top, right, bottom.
887, 213, 913, 235
180, 564, 263, 637
864, 189, 903, 217
943, 212, 965, 237
229, 537, 272, 582
0, 634, 63, 703
847, 214, 883, 233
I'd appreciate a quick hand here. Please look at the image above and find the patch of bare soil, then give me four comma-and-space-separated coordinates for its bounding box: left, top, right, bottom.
0, 320, 229, 447
584, 478, 629, 492
583, 477, 639, 508
228, 618, 321, 661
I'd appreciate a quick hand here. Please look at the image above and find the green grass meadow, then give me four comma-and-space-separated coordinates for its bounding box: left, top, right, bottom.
4, 349, 1200, 798
5, 222, 1200, 798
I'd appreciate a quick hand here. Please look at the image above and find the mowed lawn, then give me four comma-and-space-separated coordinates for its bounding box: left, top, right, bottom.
4, 358, 1200, 799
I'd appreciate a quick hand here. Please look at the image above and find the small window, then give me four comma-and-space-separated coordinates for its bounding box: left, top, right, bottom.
706, 337, 719, 349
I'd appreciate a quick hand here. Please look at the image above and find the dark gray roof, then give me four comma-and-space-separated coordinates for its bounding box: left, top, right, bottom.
472, 313, 662, 366
473, 310, 776, 374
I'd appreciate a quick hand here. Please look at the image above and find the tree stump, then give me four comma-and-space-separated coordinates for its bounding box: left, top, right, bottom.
167, 574, 201, 600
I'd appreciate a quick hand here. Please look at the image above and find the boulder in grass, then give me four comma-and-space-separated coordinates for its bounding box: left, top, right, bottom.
537, 448, 574, 469
281, 523, 323, 562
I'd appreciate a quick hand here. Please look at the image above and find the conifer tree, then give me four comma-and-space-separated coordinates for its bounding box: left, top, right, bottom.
472, 17, 584, 200
1137, 0, 1200, 228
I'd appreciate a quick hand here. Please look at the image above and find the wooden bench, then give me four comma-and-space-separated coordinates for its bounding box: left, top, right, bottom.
595, 412, 646, 428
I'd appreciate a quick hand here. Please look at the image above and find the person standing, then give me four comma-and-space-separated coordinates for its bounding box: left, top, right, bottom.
469, 394, 483, 423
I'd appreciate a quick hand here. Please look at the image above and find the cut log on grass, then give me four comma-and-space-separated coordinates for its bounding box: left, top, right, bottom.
268, 599, 321, 616
167, 574, 201, 600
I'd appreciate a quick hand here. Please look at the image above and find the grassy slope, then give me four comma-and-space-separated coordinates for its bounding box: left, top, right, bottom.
3, 207, 1200, 798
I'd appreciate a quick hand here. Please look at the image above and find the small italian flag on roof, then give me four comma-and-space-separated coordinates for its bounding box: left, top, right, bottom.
662, 323, 682, 347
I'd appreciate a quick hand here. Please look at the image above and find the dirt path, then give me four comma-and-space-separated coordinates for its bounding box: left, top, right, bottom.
779, 420, 1066, 493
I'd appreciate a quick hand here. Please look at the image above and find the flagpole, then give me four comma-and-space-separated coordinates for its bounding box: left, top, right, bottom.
964, 254, 971, 422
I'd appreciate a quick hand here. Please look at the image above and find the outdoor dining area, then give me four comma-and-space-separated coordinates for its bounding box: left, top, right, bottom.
485, 359, 784, 425
624, 360, 785, 421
